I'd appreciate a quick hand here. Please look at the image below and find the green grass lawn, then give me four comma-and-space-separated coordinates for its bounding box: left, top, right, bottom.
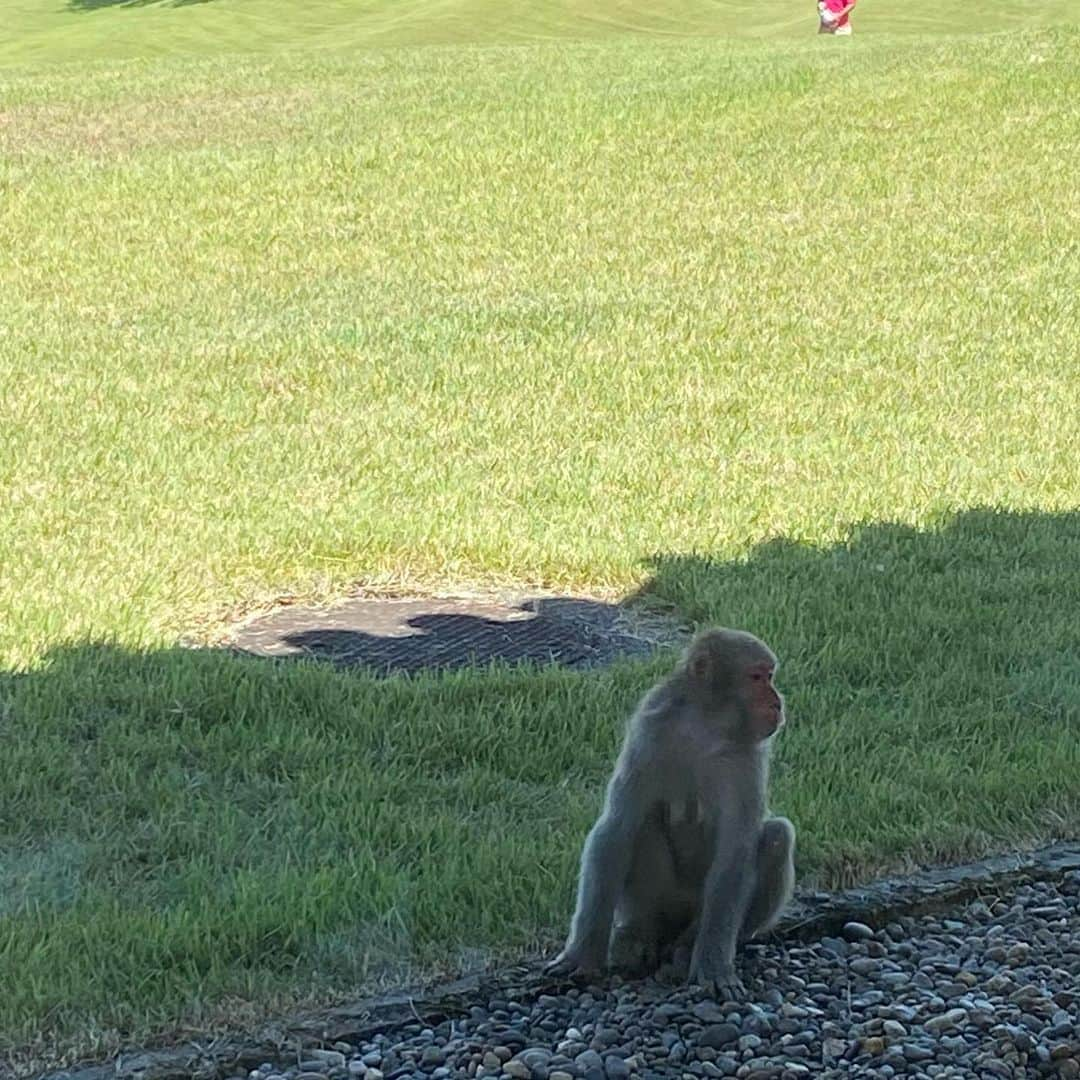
4, 0, 1076, 67
2, 0, 1080, 1071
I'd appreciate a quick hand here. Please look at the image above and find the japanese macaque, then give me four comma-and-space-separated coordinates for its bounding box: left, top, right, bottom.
547, 628, 794, 998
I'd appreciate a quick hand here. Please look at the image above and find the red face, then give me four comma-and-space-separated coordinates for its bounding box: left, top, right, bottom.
744, 661, 784, 740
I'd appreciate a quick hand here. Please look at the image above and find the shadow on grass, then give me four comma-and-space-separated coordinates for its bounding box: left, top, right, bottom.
229, 595, 660, 675
637, 505, 1080, 696
67, 0, 213, 12
1, 507, 1078, 1065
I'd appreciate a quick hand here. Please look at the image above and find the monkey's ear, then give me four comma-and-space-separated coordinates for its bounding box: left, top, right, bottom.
689, 651, 711, 681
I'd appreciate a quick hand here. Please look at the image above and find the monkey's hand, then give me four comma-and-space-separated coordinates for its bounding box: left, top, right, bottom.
544, 944, 604, 979
688, 955, 746, 1000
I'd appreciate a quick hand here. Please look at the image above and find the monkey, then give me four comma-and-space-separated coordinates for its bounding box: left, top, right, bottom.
546, 628, 794, 999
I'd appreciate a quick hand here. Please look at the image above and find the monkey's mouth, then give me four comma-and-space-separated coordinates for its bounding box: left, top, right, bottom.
761, 714, 784, 738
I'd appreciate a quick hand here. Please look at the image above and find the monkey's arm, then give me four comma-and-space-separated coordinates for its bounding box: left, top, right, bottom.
688, 834, 758, 997
546, 768, 648, 976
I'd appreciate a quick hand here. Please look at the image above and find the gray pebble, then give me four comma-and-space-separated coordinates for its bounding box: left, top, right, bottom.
575, 1050, 603, 1072
517, 1049, 553, 1069
843, 922, 875, 942
602, 1056, 629, 1079
309, 1052, 348, 1069
698, 1023, 741, 1049
852, 991, 887, 1008
420, 1047, 445, 1068
693, 1001, 728, 1023
821, 1037, 847, 1062
235, 875, 1080, 1080
924, 1008, 968, 1033
902, 1044, 935, 1063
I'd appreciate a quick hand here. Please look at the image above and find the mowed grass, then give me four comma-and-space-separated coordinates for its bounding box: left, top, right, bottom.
2, 0, 1080, 1069
4, 0, 1076, 67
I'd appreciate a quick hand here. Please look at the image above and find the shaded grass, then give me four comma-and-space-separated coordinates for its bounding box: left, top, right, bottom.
1, 1, 1080, 1069
3, 510, 1080, 1068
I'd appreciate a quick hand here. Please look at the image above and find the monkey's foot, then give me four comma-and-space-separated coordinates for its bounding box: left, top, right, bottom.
708, 973, 746, 1001
688, 959, 746, 1000
544, 948, 604, 979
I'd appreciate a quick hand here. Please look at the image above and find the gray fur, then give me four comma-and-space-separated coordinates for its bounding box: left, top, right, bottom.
547, 628, 796, 999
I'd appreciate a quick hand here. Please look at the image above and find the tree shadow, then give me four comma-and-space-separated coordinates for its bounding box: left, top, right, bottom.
635, 506, 1080, 702
66, 0, 213, 12
2, 506, 1079, 1070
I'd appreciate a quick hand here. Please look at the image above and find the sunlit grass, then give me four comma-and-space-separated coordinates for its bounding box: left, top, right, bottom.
4, 0, 1076, 67
1, 0, 1079, 1069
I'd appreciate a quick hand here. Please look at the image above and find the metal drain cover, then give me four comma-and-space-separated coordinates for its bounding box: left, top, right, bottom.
227, 596, 665, 675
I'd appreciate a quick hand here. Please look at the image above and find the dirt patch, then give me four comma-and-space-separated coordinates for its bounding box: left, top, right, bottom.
224, 594, 685, 675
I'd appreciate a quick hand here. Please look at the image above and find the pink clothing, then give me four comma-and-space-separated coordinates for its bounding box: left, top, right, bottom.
821, 0, 851, 28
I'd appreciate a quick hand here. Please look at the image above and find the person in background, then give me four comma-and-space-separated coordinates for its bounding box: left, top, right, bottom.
818, 0, 856, 35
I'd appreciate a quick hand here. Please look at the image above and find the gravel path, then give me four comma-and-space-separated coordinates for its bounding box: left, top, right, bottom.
240, 871, 1080, 1080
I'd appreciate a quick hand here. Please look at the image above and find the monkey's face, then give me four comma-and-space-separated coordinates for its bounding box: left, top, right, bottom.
738, 660, 785, 742
684, 628, 786, 743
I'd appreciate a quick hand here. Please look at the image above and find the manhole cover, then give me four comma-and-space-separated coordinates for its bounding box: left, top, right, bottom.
227, 596, 672, 675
